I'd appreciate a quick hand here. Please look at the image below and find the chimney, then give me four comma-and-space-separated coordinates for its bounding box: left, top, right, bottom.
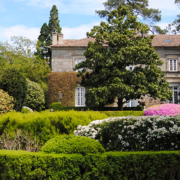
58, 33, 63, 44
52, 32, 58, 45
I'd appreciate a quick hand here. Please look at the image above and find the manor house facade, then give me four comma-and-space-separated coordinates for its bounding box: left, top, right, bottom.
48, 32, 180, 108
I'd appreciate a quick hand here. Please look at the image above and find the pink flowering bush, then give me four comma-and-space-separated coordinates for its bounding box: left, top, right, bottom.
144, 104, 180, 116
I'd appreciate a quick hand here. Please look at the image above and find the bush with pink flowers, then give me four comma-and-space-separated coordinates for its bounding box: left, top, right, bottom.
144, 104, 180, 116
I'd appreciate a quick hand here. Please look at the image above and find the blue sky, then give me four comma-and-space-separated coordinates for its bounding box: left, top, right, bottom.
0, 0, 179, 42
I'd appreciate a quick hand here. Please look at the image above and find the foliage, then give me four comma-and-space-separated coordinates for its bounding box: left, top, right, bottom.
41, 135, 105, 155
76, 116, 180, 151
0, 150, 83, 179
0, 36, 50, 84
49, 102, 62, 111
0, 67, 27, 111
144, 104, 180, 116
74, 5, 171, 110
24, 79, 45, 111
83, 151, 180, 179
0, 150, 180, 179
96, 0, 166, 34
48, 72, 81, 106
0, 89, 14, 114
36, 5, 62, 60
0, 111, 108, 146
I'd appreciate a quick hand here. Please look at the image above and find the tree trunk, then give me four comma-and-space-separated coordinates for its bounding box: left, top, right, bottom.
118, 97, 123, 111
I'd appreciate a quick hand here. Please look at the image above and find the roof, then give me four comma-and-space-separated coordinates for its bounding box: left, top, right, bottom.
51, 35, 180, 48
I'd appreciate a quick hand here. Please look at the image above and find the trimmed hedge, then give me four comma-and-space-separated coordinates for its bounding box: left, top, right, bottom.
1, 150, 180, 179
41, 135, 105, 155
0, 150, 83, 180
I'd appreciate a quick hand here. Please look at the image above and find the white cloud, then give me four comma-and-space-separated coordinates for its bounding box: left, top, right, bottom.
62, 21, 101, 39
0, 25, 40, 42
14, 0, 105, 15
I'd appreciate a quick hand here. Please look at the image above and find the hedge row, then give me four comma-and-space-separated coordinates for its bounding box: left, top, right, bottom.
0, 150, 180, 179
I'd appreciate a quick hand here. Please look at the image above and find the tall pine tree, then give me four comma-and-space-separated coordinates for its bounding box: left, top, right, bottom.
36, 5, 61, 60
96, 0, 167, 34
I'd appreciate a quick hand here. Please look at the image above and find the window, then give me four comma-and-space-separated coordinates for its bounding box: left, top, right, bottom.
170, 87, 179, 104
75, 87, 86, 106
126, 99, 136, 107
76, 59, 84, 72
169, 59, 177, 71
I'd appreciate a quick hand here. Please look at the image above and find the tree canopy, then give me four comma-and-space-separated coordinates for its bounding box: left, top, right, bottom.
96, 0, 167, 34
36, 5, 61, 60
74, 5, 171, 110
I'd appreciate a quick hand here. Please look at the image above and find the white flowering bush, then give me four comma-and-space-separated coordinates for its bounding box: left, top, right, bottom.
74, 116, 180, 151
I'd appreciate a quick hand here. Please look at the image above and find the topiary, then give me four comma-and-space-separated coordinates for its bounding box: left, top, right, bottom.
41, 135, 105, 155
24, 79, 45, 111
49, 102, 62, 111
144, 104, 180, 116
0, 89, 14, 114
0, 67, 27, 111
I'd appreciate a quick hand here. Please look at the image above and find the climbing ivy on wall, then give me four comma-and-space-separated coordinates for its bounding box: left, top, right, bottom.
48, 72, 81, 106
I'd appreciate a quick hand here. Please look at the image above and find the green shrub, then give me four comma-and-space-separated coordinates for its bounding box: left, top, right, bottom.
83, 151, 180, 180
96, 116, 180, 151
0, 150, 180, 179
24, 79, 45, 111
0, 150, 83, 179
102, 111, 143, 117
0, 110, 108, 149
0, 89, 14, 114
41, 135, 105, 155
0, 67, 27, 111
49, 102, 62, 111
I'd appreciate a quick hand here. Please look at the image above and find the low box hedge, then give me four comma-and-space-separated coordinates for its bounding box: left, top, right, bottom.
0, 150, 180, 179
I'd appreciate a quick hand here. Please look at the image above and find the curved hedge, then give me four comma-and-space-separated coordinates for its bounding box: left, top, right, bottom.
41, 135, 105, 155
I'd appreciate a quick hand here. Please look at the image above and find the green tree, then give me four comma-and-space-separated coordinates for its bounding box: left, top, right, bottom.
24, 79, 45, 111
96, 0, 167, 34
0, 36, 50, 109
36, 5, 62, 60
74, 5, 172, 110
0, 67, 27, 111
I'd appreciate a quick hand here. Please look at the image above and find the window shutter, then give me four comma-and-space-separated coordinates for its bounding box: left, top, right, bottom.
167, 59, 170, 71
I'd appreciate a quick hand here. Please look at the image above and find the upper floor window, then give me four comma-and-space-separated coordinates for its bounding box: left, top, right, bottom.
75, 87, 86, 107
169, 59, 177, 71
76, 59, 84, 72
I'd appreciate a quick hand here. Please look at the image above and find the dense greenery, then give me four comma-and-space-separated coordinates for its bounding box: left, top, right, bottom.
74, 5, 171, 110
41, 135, 105, 155
0, 89, 14, 114
49, 102, 62, 111
96, 116, 180, 151
36, 5, 62, 60
96, 0, 167, 34
0, 68, 27, 111
24, 79, 45, 111
0, 37, 50, 109
0, 150, 180, 179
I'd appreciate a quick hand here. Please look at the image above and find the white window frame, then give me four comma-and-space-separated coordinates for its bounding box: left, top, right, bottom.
170, 87, 179, 104
126, 98, 136, 107
75, 87, 86, 107
76, 59, 84, 72
169, 59, 177, 71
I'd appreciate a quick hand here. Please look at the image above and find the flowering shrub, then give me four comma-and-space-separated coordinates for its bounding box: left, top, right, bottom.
74, 116, 180, 151
144, 104, 180, 116
0, 89, 14, 114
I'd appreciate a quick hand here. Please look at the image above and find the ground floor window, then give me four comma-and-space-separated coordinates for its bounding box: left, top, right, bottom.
126, 98, 136, 107
170, 87, 179, 104
75, 87, 86, 106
